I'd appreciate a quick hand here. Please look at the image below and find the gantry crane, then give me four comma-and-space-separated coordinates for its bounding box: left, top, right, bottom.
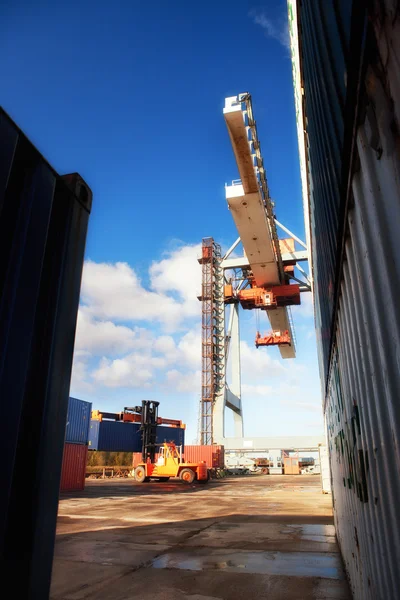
198, 93, 311, 445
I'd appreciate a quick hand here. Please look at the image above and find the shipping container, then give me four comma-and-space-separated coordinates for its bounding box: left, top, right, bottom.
88, 420, 141, 452
289, 1, 400, 598
60, 443, 88, 492
156, 425, 185, 449
88, 420, 185, 452
65, 397, 92, 445
184, 445, 224, 469
0, 108, 92, 596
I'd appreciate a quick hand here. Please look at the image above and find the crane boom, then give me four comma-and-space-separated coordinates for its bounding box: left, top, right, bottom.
223, 93, 296, 359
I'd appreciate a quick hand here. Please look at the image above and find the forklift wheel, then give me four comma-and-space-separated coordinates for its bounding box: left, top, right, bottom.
180, 468, 195, 484
134, 466, 149, 483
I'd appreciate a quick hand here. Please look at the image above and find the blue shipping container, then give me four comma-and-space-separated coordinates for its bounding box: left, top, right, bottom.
156, 426, 185, 449
88, 420, 185, 452
65, 397, 92, 445
88, 420, 142, 452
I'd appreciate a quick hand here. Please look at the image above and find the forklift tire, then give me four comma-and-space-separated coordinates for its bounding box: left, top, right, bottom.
134, 466, 149, 483
157, 477, 170, 482
180, 468, 195, 484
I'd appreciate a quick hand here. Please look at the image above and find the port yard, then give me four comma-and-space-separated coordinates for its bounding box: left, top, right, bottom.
51, 474, 350, 600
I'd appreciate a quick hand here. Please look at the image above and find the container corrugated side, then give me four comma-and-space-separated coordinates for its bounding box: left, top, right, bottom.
60, 443, 88, 492
184, 445, 224, 468
322, 5, 400, 598
156, 426, 185, 449
88, 420, 141, 452
65, 397, 92, 445
291, 0, 352, 382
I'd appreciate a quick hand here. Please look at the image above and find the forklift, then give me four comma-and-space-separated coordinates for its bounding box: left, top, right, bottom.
133, 401, 209, 484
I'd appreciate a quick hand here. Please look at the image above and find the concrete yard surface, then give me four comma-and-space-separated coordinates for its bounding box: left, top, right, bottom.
51, 475, 351, 600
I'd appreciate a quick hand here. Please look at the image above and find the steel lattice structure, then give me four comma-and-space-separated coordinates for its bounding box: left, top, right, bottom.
199, 238, 224, 445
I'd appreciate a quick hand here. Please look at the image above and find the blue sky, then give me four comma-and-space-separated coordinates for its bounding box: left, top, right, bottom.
2, 0, 323, 441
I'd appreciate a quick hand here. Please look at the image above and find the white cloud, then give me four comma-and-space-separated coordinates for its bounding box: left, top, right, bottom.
177, 329, 201, 369
79, 245, 201, 332
80, 260, 181, 328
153, 335, 176, 355
242, 383, 273, 396
292, 291, 314, 319
70, 350, 94, 394
92, 353, 161, 388
240, 340, 286, 379
250, 11, 290, 49
87, 321, 201, 390
281, 399, 322, 414
149, 244, 202, 318
74, 308, 139, 355
165, 369, 201, 393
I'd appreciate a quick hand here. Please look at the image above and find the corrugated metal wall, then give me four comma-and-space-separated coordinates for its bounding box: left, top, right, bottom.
295, 0, 367, 385
65, 397, 92, 445
60, 444, 88, 492
88, 420, 185, 452
292, 1, 400, 598
326, 64, 400, 597
156, 425, 185, 449
184, 445, 224, 468
88, 420, 141, 451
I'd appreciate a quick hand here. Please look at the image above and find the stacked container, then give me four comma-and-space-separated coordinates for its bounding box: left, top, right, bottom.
60, 397, 92, 492
184, 445, 224, 469
88, 419, 185, 452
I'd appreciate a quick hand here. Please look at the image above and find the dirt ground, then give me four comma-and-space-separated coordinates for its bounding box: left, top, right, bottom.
51, 474, 351, 600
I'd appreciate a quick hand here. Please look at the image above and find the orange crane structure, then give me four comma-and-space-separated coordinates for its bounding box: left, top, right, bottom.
198, 93, 311, 445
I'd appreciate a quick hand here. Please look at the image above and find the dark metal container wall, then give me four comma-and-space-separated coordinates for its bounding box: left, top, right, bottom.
65, 397, 92, 445
0, 108, 92, 597
292, 0, 364, 385
60, 443, 88, 492
290, 1, 400, 598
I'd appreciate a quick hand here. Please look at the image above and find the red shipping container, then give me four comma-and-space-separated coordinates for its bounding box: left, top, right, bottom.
184, 445, 224, 469
60, 443, 88, 492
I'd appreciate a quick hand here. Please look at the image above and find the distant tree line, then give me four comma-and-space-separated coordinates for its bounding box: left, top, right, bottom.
87, 451, 133, 467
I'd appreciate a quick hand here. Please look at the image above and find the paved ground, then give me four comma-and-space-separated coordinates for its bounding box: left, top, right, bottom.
51, 475, 351, 599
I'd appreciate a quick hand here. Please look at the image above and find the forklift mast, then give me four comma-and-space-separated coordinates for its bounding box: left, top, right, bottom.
133, 400, 160, 463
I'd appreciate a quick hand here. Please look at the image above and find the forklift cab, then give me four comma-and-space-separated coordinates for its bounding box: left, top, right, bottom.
156, 443, 183, 466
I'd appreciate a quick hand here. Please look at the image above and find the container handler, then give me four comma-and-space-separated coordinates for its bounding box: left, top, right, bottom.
133, 401, 209, 484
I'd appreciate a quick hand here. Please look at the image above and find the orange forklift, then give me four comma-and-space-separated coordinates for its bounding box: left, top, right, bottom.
133, 401, 209, 484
